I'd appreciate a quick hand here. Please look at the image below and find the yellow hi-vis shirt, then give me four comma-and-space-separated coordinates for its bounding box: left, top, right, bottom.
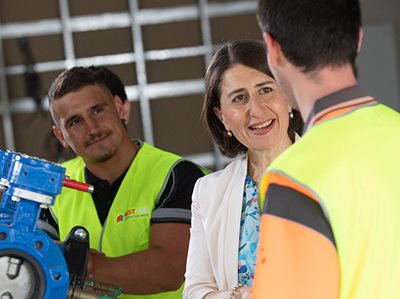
52, 142, 185, 299
253, 86, 400, 299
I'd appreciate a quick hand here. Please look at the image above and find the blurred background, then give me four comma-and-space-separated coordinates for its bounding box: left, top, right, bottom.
0, 0, 398, 170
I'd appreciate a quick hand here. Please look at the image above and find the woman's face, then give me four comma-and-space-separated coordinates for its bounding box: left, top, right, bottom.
215, 64, 291, 153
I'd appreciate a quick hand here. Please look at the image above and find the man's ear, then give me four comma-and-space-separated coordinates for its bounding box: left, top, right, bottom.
357, 28, 363, 53
263, 32, 283, 68
52, 125, 69, 149
114, 95, 131, 124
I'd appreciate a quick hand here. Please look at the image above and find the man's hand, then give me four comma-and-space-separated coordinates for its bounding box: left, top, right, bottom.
87, 248, 105, 279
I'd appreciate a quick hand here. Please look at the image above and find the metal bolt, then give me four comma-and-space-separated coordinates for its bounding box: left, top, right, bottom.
6, 257, 22, 279
53, 273, 61, 281
34, 241, 43, 250
74, 228, 87, 240
11, 196, 20, 202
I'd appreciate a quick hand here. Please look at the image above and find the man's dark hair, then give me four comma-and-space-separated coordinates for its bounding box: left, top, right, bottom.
204, 39, 303, 158
48, 66, 127, 105
257, 0, 362, 73
48, 66, 111, 105
88, 66, 127, 103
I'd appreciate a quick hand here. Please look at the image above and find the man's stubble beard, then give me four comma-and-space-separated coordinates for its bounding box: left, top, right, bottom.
273, 69, 299, 111
85, 134, 120, 164
93, 148, 117, 163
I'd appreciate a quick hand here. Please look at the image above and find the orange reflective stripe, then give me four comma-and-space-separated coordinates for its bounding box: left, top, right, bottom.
315, 105, 357, 124
251, 215, 339, 299
314, 98, 377, 125
305, 96, 377, 131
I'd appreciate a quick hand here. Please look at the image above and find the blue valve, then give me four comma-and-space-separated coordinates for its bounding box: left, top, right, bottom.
0, 150, 119, 299
0, 150, 69, 298
0, 151, 20, 214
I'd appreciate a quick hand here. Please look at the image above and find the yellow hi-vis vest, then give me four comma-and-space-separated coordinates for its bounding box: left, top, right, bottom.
52, 142, 184, 299
61, 155, 84, 176
258, 101, 400, 299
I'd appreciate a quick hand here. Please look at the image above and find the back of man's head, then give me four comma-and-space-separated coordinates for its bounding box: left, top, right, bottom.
88, 66, 128, 103
257, 0, 362, 73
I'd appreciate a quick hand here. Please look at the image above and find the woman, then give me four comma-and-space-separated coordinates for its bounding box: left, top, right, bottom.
183, 40, 302, 299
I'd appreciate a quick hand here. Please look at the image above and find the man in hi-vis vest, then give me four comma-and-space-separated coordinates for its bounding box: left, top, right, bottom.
252, 0, 400, 298
48, 66, 205, 298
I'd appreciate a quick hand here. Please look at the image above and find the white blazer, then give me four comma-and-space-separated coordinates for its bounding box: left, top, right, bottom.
183, 156, 248, 299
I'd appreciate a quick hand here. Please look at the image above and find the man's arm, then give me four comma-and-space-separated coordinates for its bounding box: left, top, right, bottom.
89, 222, 190, 294
252, 172, 339, 299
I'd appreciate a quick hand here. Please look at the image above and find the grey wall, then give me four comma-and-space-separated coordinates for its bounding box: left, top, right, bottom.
360, 0, 400, 110
357, 24, 400, 110
362, 0, 400, 61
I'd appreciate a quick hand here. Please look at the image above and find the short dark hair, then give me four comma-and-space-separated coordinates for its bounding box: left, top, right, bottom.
204, 39, 302, 158
48, 66, 111, 104
88, 66, 128, 103
257, 0, 362, 73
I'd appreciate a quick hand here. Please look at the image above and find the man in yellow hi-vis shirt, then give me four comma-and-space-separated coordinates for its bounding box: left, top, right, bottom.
46, 66, 206, 299
253, 0, 400, 298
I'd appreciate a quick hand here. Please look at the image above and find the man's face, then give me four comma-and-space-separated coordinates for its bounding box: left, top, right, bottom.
51, 84, 127, 164
269, 66, 299, 111
264, 38, 299, 111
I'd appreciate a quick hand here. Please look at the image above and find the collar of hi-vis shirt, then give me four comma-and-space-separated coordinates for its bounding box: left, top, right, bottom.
303, 84, 378, 134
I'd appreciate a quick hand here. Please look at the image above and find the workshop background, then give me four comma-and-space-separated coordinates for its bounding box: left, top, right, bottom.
0, 0, 399, 170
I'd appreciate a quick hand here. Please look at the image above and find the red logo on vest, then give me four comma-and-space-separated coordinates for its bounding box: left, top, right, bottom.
116, 207, 149, 223
116, 208, 136, 223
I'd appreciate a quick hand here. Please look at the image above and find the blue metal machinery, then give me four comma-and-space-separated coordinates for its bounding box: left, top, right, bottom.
0, 150, 121, 299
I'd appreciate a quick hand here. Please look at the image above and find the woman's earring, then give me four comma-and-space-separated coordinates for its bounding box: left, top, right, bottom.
227, 130, 233, 137
289, 111, 294, 119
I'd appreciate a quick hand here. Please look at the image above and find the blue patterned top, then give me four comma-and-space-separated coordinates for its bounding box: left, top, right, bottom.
238, 175, 260, 286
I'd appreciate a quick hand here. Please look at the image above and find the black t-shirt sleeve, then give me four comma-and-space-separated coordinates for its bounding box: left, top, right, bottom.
150, 160, 205, 225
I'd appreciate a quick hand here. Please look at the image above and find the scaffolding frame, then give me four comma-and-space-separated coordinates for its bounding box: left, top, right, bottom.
0, 0, 257, 168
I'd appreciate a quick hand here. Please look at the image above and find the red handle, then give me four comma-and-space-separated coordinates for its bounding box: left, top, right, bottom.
63, 178, 94, 193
